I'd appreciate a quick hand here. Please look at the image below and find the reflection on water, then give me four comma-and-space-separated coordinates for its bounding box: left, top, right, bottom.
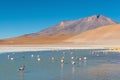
0, 49, 120, 80
19, 71, 24, 80
71, 65, 75, 80
61, 63, 64, 80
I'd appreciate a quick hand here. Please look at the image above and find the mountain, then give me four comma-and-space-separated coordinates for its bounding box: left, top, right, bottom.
0, 14, 118, 45
65, 24, 120, 45
28, 14, 117, 36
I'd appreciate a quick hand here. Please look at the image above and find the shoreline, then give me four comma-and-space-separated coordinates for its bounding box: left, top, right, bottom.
0, 44, 112, 53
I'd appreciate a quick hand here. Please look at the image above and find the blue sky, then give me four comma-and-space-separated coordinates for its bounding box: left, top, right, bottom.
0, 0, 120, 39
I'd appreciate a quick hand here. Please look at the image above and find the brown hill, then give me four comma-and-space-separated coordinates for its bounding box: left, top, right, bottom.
0, 34, 75, 45
65, 24, 120, 45
0, 15, 118, 45
1, 24, 120, 45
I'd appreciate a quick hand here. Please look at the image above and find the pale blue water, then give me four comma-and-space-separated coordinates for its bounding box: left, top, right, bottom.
0, 49, 120, 80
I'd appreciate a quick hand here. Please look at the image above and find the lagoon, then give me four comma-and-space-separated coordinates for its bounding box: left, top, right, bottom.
0, 49, 120, 80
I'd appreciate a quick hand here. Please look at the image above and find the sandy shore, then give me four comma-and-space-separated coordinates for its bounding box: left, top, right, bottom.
0, 44, 110, 53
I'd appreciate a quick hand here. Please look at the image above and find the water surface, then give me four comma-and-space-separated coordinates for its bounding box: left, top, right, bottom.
0, 49, 120, 80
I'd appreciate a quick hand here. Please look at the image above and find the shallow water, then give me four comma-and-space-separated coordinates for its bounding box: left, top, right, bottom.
0, 49, 120, 80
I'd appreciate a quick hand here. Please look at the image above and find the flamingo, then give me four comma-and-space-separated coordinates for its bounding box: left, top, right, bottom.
51, 57, 55, 61
61, 56, 64, 63
61, 59, 64, 63
31, 54, 34, 58
71, 61, 75, 65
83, 57, 87, 60
10, 57, 14, 60
37, 58, 40, 61
79, 57, 82, 61
19, 65, 25, 71
71, 57, 74, 60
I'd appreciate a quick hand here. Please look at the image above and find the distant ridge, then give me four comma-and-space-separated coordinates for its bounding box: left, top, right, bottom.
26, 14, 117, 36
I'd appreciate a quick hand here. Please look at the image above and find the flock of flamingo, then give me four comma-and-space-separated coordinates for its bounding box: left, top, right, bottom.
6, 49, 119, 71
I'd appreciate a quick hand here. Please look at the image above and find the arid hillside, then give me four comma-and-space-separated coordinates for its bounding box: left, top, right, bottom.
65, 24, 120, 45
0, 34, 75, 45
